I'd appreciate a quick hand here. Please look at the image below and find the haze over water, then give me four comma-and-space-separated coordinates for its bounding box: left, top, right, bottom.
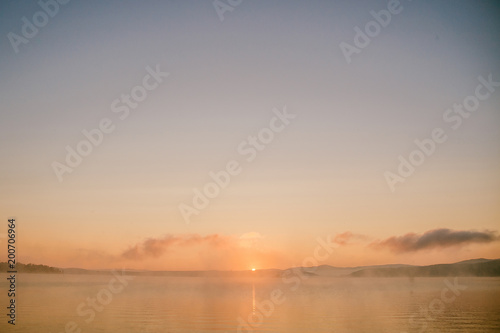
1, 274, 499, 333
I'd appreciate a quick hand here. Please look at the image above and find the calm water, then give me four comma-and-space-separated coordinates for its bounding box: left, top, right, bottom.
1, 274, 499, 332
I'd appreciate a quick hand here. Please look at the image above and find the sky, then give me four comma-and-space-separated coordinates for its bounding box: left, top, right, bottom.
0, 0, 499, 271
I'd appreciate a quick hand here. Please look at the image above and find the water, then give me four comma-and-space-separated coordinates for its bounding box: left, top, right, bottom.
1, 274, 499, 332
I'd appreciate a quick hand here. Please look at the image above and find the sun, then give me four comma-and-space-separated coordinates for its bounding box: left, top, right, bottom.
251, 268, 256, 271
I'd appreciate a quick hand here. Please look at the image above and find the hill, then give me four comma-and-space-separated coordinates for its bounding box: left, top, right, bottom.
0, 262, 62, 274
349, 259, 500, 277
3, 259, 499, 277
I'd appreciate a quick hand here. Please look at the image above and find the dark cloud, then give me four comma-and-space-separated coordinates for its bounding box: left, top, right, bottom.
122, 234, 229, 260
333, 232, 368, 246
370, 228, 499, 252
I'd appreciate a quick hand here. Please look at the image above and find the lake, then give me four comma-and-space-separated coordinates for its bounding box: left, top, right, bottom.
1, 274, 499, 332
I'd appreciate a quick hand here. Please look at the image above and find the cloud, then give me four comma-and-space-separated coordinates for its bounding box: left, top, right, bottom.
370, 228, 499, 253
332, 232, 368, 246
120, 232, 287, 270
121, 234, 230, 260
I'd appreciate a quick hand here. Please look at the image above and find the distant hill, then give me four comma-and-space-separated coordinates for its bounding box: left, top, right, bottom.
349, 259, 500, 277
3, 259, 499, 277
286, 263, 414, 277
455, 258, 493, 265
0, 262, 62, 274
